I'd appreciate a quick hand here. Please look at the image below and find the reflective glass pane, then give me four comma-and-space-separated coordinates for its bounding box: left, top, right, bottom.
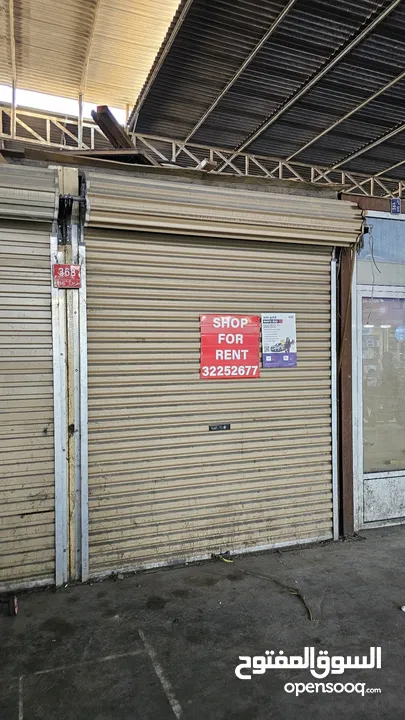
359, 219, 405, 263
362, 297, 405, 473
358, 218, 405, 286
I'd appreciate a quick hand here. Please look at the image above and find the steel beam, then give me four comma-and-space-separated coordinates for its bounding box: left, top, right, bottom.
0, 107, 403, 197
8, 0, 16, 81
332, 121, 405, 169
129, 0, 194, 130
0, 105, 105, 149
11, 82, 16, 140
287, 68, 405, 161
91, 105, 133, 148
184, 0, 298, 143
78, 93, 84, 149
80, 0, 102, 100
341, 156, 405, 195
372, 157, 405, 179
133, 132, 403, 196
8, 0, 17, 139
220, 0, 402, 166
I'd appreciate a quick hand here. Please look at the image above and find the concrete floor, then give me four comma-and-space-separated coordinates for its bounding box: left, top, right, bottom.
2, 527, 405, 719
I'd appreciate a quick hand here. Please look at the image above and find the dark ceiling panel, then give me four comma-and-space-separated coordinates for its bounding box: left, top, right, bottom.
133, 0, 405, 181
135, 0, 387, 139
245, 2, 405, 160
341, 128, 405, 175
250, 73, 405, 162
134, 0, 290, 137
296, 80, 405, 166
191, 0, 389, 146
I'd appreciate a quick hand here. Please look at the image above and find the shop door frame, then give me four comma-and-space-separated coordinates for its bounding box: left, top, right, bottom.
353, 281, 405, 530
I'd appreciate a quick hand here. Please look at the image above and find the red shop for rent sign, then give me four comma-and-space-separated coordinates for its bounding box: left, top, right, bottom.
200, 314, 260, 379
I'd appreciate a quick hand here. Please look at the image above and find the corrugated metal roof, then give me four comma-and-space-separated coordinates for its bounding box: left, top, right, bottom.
0, 0, 180, 109
132, 0, 405, 181
245, 1, 405, 157
133, 0, 388, 138
295, 77, 405, 166
343, 129, 405, 176
134, 0, 292, 138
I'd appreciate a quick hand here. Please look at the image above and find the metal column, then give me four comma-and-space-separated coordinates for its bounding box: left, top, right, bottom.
79, 226, 89, 581
11, 81, 16, 139
52, 168, 89, 584
331, 252, 339, 540
51, 228, 68, 586
78, 94, 84, 149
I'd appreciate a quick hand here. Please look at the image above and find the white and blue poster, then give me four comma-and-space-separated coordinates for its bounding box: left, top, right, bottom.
261, 313, 297, 368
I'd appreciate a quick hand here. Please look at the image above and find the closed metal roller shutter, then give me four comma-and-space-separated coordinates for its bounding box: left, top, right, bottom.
86, 229, 334, 575
0, 222, 55, 588
85, 171, 361, 247
0, 165, 58, 222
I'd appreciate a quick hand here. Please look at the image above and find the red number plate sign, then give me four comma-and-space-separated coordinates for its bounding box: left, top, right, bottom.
53, 264, 81, 289
200, 314, 260, 379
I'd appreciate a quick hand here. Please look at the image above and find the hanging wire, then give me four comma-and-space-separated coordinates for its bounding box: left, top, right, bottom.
369, 222, 381, 275
363, 222, 381, 325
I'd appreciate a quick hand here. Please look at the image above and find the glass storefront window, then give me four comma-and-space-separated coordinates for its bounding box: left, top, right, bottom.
362, 297, 405, 473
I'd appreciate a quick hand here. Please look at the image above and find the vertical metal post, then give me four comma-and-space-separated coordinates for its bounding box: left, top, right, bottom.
78, 228, 89, 581
339, 247, 355, 536
78, 93, 84, 148
11, 80, 16, 139
352, 260, 363, 531
54, 167, 89, 584
67, 226, 82, 579
9, 0, 17, 140
331, 251, 339, 540
51, 229, 68, 585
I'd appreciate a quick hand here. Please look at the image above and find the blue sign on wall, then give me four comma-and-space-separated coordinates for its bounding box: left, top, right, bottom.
390, 198, 402, 215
